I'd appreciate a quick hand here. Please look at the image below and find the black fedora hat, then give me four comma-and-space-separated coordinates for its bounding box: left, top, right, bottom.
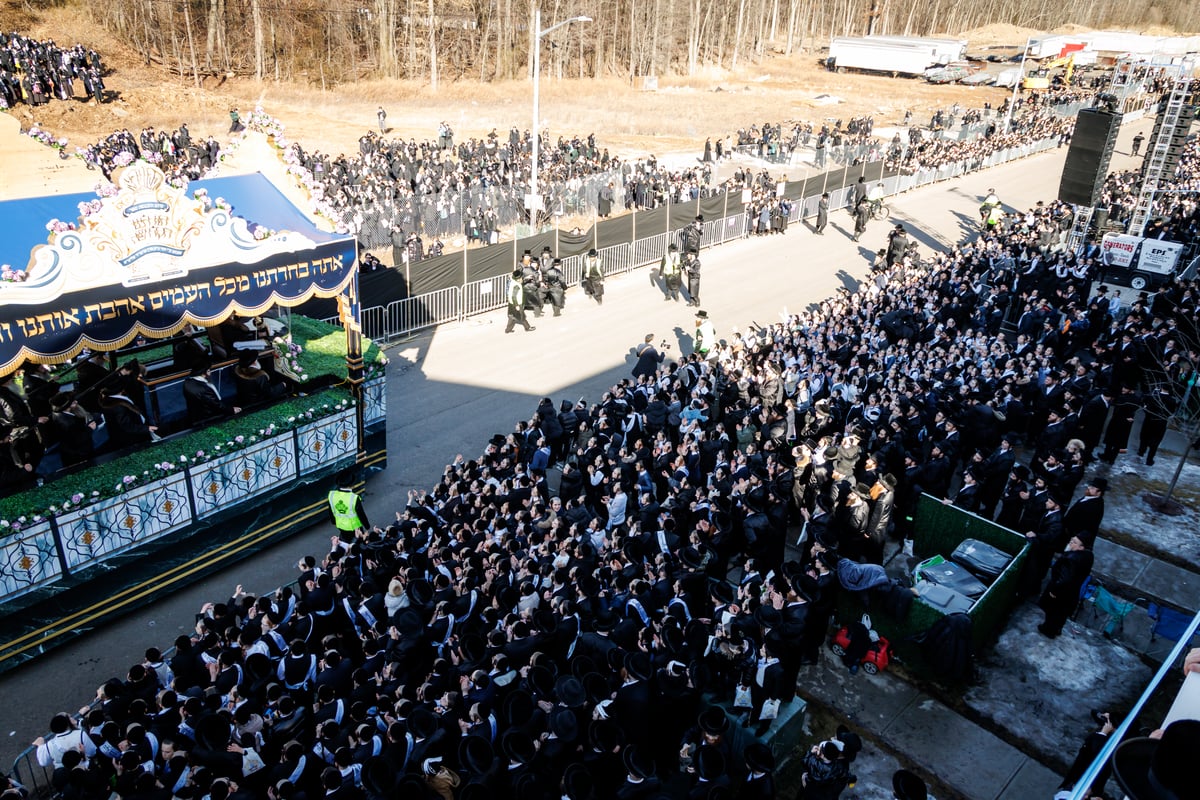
622, 744, 654, 779
459, 784, 492, 800
503, 689, 535, 728
395, 773, 428, 794
582, 672, 611, 705
1113, 718, 1199, 800
407, 706, 438, 740
709, 581, 734, 605
588, 717, 624, 753
743, 741, 775, 773
555, 675, 588, 708
569, 654, 597, 678
550, 707, 579, 743
406, 579, 433, 607
527, 664, 555, 700
533, 607, 558, 635
661, 623, 685, 654
502, 729, 536, 765
755, 605, 782, 628
696, 746, 725, 781
458, 734, 495, 775
561, 762, 593, 800
624, 651, 652, 682
679, 547, 704, 570
698, 706, 730, 736
360, 757, 395, 795
458, 633, 486, 664
892, 769, 927, 800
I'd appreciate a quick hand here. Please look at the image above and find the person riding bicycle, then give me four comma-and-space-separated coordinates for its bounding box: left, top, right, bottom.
867, 182, 886, 216
980, 188, 1000, 227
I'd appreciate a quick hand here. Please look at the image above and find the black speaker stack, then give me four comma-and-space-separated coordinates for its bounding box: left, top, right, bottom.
1057, 108, 1122, 207
1142, 99, 1196, 182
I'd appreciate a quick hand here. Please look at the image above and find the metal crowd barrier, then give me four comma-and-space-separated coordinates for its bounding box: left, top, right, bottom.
337, 135, 1063, 343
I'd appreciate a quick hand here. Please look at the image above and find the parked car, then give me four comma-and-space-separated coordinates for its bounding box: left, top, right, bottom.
926, 64, 972, 84
961, 71, 996, 85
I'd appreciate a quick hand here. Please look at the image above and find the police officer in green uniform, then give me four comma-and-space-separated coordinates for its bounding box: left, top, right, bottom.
506, 269, 535, 333
327, 472, 369, 540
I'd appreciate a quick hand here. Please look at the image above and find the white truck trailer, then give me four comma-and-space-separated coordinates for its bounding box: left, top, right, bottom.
828, 37, 944, 76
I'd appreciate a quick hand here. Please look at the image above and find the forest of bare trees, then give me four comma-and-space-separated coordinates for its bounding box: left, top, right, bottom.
90, 0, 1200, 86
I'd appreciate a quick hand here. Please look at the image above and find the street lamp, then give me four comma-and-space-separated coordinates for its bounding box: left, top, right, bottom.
1003, 35, 1033, 135
527, 9, 591, 222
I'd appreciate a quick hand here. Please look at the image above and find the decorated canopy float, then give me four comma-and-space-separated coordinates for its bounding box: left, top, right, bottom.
0, 163, 386, 670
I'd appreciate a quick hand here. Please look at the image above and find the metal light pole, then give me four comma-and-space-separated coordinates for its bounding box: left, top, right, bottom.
1004, 36, 1033, 134
528, 9, 591, 224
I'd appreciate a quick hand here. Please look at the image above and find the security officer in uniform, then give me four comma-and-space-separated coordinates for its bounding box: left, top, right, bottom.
327, 472, 369, 540
659, 243, 683, 302
684, 251, 702, 307
506, 269, 535, 333
543, 258, 567, 316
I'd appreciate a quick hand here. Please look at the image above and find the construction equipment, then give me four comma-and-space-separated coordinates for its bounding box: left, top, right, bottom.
1023, 53, 1075, 91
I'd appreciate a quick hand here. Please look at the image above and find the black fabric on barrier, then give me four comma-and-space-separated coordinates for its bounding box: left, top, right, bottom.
863, 161, 885, 183
699, 194, 731, 222
595, 213, 634, 250
410, 252, 464, 295
777, 180, 797, 201
635, 206, 672, 239
556, 229, 594, 258
465, 239, 519, 282
670, 197, 703, 230
825, 167, 849, 194
802, 175, 827, 199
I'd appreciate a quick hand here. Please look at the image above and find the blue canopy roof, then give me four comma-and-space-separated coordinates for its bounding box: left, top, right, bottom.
0, 173, 340, 270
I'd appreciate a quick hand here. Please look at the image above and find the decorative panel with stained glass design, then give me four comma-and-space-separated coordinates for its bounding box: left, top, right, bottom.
189, 435, 298, 519
57, 473, 192, 571
0, 520, 63, 599
296, 409, 358, 475
364, 377, 387, 424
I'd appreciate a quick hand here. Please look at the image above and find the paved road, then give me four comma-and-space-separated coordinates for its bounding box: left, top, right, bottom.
0, 118, 1155, 773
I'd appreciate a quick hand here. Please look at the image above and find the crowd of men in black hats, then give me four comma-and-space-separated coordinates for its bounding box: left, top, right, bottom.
76, 125, 222, 185
0, 32, 105, 108
284, 127, 720, 251
25, 165, 1200, 797
14, 103, 1200, 800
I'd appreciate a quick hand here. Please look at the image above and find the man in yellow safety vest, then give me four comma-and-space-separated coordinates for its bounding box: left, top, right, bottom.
327, 472, 369, 539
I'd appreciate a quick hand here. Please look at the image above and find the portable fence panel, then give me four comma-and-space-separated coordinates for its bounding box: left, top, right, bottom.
632, 233, 670, 269
599, 244, 632, 277
361, 305, 387, 342
561, 255, 584, 287
717, 214, 744, 242
11, 750, 52, 799
387, 288, 460, 337
462, 274, 511, 318
828, 186, 852, 212
801, 195, 820, 219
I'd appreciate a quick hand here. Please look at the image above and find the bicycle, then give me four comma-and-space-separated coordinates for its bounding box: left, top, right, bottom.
869, 201, 890, 221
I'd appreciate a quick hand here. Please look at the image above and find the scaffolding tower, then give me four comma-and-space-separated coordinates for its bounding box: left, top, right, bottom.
1129, 59, 1196, 237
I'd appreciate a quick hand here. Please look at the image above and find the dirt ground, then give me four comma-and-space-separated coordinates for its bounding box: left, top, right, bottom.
0, 9, 1187, 200
0, 7, 1046, 184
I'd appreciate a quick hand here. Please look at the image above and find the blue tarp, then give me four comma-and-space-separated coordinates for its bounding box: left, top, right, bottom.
0, 173, 339, 270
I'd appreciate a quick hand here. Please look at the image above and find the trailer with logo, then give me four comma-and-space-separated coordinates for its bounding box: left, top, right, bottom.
1099, 232, 1186, 290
